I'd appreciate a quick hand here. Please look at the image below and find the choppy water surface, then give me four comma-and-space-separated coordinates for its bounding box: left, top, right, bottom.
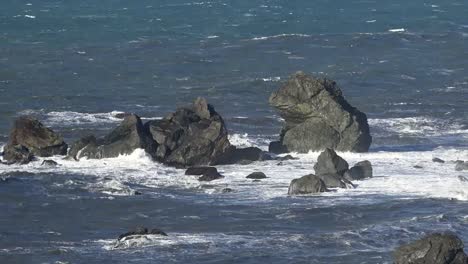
1, 0, 467, 263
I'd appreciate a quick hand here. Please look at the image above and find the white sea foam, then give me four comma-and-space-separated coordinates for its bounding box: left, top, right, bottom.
388, 28, 405, 33
250, 34, 311, 41
368, 117, 468, 137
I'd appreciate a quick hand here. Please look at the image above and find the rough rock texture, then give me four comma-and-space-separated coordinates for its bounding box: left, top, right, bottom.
344, 160, 373, 181
246, 172, 267, 179
269, 72, 372, 153
69, 114, 157, 160
393, 233, 467, 264
288, 174, 328, 195
3, 117, 67, 163
314, 148, 349, 176
146, 97, 231, 167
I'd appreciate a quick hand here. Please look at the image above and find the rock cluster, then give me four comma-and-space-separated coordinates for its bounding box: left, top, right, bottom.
269, 72, 372, 153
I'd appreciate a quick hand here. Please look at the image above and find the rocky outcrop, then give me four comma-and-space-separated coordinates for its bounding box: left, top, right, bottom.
313, 148, 353, 188
246, 172, 267, 179
68, 114, 157, 160
344, 160, 373, 181
393, 233, 467, 264
213, 146, 271, 165
288, 174, 328, 195
146, 97, 231, 167
185, 166, 223, 181
269, 72, 371, 153
455, 161, 468, 171
3, 117, 67, 163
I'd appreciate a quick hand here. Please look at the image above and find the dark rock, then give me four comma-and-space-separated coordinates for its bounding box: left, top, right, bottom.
69, 114, 157, 160
214, 146, 270, 165
185, 166, 218, 176
198, 170, 224, 182
314, 148, 349, 176
317, 173, 354, 188
414, 165, 423, 169
41, 160, 58, 166
269, 141, 288, 154
113, 112, 133, 119
288, 174, 328, 195
246, 172, 267, 179
393, 233, 467, 264
3, 117, 67, 163
344, 160, 373, 181
118, 227, 168, 241
146, 97, 231, 167
134, 191, 142, 195
278, 155, 298, 161
3, 145, 34, 164
432, 157, 445, 163
222, 188, 233, 193
455, 161, 468, 171
269, 72, 372, 153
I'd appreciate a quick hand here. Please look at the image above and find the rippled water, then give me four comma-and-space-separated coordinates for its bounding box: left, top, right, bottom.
1, 0, 468, 263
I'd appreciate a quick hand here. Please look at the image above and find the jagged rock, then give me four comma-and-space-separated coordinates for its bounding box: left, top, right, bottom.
455, 161, 468, 171
314, 148, 349, 176
432, 157, 445, 163
269, 72, 371, 153
288, 174, 328, 195
344, 160, 373, 181
393, 233, 467, 264
41, 159, 58, 166
185, 166, 218, 176
146, 97, 230, 167
118, 227, 168, 241
3, 117, 67, 163
69, 114, 157, 160
246, 172, 267, 179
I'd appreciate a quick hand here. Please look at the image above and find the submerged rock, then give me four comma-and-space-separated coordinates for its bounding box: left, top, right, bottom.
185, 166, 218, 176
118, 227, 168, 241
432, 157, 445, 163
41, 159, 58, 166
246, 172, 267, 179
68, 114, 157, 160
146, 97, 231, 167
288, 174, 328, 195
213, 146, 271, 165
3, 117, 67, 163
455, 161, 468, 171
198, 170, 224, 182
269, 72, 371, 153
393, 233, 467, 264
344, 160, 373, 181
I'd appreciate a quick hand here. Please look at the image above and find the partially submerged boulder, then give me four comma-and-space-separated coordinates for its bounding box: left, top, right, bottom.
3, 117, 67, 163
213, 146, 271, 165
344, 160, 373, 181
269, 72, 371, 153
246, 172, 267, 179
146, 97, 231, 167
118, 227, 168, 241
455, 161, 468, 171
313, 148, 353, 189
288, 174, 328, 195
393, 233, 467, 264
68, 114, 157, 160
185, 166, 224, 181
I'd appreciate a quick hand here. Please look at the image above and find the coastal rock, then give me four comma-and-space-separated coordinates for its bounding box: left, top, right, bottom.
314, 148, 349, 176
41, 159, 58, 166
455, 161, 468, 171
246, 172, 267, 179
185, 166, 218, 176
69, 114, 157, 160
269, 72, 372, 153
198, 170, 224, 181
318, 173, 354, 188
3, 117, 67, 163
344, 160, 373, 181
393, 233, 467, 264
146, 97, 230, 167
288, 174, 328, 195
432, 157, 445, 163
214, 146, 271, 165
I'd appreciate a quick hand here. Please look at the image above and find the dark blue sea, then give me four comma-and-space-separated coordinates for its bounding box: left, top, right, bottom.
1, 1, 468, 263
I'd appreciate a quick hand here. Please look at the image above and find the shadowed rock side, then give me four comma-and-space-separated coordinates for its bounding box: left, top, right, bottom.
393, 233, 468, 264
313, 148, 354, 188
68, 114, 157, 160
344, 160, 373, 181
3, 116, 67, 163
146, 97, 231, 167
269, 72, 372, 153
288, 174, 328, 195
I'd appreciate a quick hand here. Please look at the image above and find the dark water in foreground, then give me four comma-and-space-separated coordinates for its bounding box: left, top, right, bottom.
1, 0, 468, 263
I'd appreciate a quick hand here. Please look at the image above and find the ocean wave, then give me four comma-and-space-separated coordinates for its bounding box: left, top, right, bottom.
250, 34, 312, 41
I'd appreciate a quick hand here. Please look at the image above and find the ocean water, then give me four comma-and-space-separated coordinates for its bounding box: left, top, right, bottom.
1, 0, 468, 263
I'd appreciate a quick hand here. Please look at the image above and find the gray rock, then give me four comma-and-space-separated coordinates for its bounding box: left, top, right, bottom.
288, 174, 328, 195
41, 159, 58, 166
317, 173, 354, 188
3, 117, 67, 163
314, 148, 349, 176
432, 157, 445, 163
455, 161, 468, 171
269, 72, 371, 153
213, 146, 271, 165
185, 166, 218, 176
246, 172, 267, 179
344, 160, 373, 181
69, 114, 157, 160
268, 141, 288, 154
146, 97, 231, 167
393, 233, 467, 264
118, 227, 168, 241
198, 170, 224, 182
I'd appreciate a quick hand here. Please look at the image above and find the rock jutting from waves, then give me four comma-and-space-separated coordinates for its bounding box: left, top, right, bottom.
2, 116, 68, 164
393, 233, 467, 264
313, 148, 354, 188
246, 172, 267, 179
185, 166, 224, 181
455, 161, 468, 171
268, 71, 372, 153
343, 160, 373, 181
288, 174, 328, 195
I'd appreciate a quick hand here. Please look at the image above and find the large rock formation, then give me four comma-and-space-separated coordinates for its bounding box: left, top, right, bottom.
145, 97, 231, 167
393, 233, 467, 264
288, 174, 328, 195
269, 72, 372, 153
3, 116, 67, 163
68, 114, 157, 160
